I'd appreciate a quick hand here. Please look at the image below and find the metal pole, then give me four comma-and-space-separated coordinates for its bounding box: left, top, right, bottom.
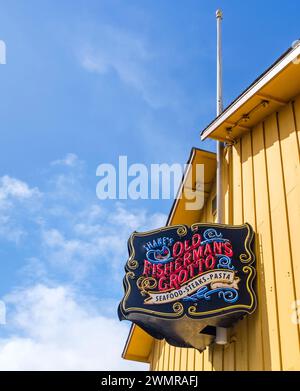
215, 9, 228, 345
216, 9, 224, 224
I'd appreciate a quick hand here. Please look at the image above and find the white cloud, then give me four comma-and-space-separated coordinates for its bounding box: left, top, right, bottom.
79, 25, 181, 108
0, 284, 146, 370
0, 164, 168, 370
51, 153, 80, 167
0, 175, 40, 202
19, 257, 48, 283
0, 169, 167, 279
80, 25, 150, 86
40, 203, 167, 280
0, 176, 41, 243
0, 215, 25, 242
109, 203, 167, 231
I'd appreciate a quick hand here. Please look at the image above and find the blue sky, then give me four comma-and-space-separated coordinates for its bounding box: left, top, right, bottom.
0, 0, 299, 370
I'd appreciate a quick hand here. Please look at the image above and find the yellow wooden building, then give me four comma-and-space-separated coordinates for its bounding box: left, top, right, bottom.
122, 43, 300, 371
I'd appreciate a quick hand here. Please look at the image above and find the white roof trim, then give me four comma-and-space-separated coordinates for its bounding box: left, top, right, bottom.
201, 43, 300, 140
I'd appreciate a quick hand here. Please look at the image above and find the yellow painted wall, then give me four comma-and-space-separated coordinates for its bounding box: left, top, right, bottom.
149, 96, 300, 371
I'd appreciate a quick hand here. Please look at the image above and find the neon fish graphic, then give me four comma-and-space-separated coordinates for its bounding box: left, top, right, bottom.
146, 245, 173, 264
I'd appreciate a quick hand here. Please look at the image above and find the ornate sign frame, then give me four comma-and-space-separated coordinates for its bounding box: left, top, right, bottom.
118, 222, 257, 349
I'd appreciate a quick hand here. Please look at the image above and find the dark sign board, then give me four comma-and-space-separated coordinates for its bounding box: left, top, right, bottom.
118, 223, 256, 350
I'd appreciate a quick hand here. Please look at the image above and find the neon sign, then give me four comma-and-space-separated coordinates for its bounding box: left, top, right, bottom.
118, 223, 257, 350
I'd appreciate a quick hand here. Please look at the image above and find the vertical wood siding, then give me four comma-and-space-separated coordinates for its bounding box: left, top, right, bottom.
150, 96, 300, 371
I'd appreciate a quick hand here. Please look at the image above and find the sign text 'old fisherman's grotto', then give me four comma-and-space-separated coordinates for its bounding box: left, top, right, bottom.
118, 223, 257, 350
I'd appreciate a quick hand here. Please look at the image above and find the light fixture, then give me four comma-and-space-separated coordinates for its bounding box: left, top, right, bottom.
215, 326, 228, 345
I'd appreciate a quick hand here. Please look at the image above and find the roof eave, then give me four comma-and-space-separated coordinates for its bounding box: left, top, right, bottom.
201, 43, 300, 141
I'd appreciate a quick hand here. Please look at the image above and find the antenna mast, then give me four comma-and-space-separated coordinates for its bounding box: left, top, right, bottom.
215, 9, 228, 345
216, 9, 224, 224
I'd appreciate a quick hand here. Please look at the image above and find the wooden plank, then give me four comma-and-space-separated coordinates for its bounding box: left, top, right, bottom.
224, 146, 233, 224
202, 346, 213, 371
149, 348, 154, 370
223, 146, 229, 224
168, 345, 175, 371
157, 340, 164, 371
204, 182, 216, 223
187, 349, 195, 371
212, 344, 223, 371
292, 96, 300, 157
223, 343, 235, 371
252, 122, 282, 370
264, 112, 300, 370
241, 131, 264, 370
278, 104, 300, 341
163, 342, 170, 371
222, 145, 233, 384
152, 340, 160, 371
180, 347, 188, 371
203, 201, 208, 222
174, 347, 181, 371
194, 349, 203, 371
231, 139, 248, 370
